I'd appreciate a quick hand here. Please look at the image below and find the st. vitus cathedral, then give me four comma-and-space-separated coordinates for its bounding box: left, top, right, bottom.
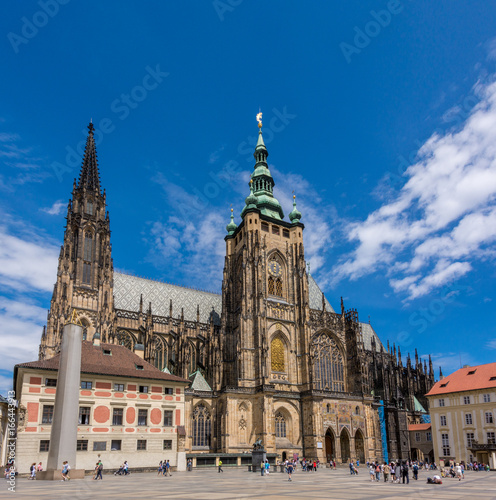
39, 120, 436, 463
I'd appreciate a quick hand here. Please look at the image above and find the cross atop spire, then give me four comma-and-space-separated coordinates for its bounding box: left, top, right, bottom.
77, 122, 101, 193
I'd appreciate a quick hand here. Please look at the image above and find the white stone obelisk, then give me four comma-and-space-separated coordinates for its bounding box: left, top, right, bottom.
42, 322, 83, 479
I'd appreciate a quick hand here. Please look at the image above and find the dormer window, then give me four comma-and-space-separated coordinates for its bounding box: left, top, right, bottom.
136, 365, 144, 371
103, 349, 112, 356
467, 369, 476, 375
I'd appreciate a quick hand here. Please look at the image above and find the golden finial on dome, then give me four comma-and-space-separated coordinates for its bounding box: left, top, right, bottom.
256, 112, 262, 128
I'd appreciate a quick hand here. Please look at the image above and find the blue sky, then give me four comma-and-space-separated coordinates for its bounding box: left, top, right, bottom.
1, 1, 496, 394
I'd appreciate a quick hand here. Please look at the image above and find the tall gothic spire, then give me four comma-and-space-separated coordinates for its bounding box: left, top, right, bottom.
241, 113, 284, 220
77, 122, 101, 193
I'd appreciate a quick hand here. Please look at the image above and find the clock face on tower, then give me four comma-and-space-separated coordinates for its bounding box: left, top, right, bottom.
268, 261, 282, 277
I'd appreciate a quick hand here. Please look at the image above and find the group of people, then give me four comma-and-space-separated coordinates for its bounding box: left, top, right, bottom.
157, 460, 172, 476
466, 461, 490, 471
114, 461, 129, 476
366, 461, 413, 483
27, 462, 43, 480
260, 460, 271, 475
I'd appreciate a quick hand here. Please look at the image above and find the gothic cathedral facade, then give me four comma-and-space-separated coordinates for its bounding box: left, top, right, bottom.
39, 121, 435, 463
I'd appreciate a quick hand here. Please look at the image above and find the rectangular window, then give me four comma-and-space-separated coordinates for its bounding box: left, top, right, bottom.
441, 433, 450, 456
463, 396, 470, 405
440, 415, 447, 426
111, 440, 122, 451
164, 387, 173, 395
137, 439, 147, 451
138, 409, 147, 426
426, 432, 432, 442
79, 407, 91, 425
484, 394, 491, 403
272, 226, 280, 235
86, 201, 93, 215
465, 413, 473, 425
486, 412, 494, 424
467, 433, 475, 447
77, 440, 88, 451
114, 383, 125, 392
163, 410, 173, 427
39, 440, 50, 452
82, 263, 92, 284
42, 405, 54, 424
93, 441, 106, 451
415, 432, 421, 442
488, 432, 496, 445
81, 381, 92, 389
283, 229, 290, 238
45, 378, 57, 387
139, 385, 148, 393
112, 408, 123, 426
438, 398, 445, 407
261, 222, 269, 232
163, 439, 172, 450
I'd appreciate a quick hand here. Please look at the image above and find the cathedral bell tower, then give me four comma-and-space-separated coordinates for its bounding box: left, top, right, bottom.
221, 115, 310, 391
39, 123, 114, 359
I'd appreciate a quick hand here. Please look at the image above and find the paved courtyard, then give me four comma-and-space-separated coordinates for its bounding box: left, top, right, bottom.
5, 468, 496, 499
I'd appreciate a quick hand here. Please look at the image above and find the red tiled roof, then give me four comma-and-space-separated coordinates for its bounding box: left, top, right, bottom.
409, 423, 431, 431
16, 341, 189, 384
426, 362, 496, 396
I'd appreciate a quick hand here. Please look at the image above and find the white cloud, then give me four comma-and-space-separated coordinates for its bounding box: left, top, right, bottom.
332, 76, 496, 299
0, 297, 46, 373
486, 339, 496, 350
0, 225, 59, 293
41, 200, 66, 216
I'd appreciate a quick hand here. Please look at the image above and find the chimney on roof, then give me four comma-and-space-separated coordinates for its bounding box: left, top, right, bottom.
134, 343, 144, 359
93, 332, 101, 347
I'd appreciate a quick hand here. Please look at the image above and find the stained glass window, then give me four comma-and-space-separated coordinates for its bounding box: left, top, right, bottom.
192, 404, 211, 447
312, 334, 345, 392
275, 412, 286, 438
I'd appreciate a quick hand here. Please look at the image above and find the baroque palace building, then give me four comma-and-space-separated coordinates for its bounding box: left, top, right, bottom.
37, 120, 436, 464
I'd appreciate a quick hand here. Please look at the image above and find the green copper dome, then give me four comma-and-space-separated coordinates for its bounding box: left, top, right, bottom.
226, 208, 237, 236
289, 195, 302, 224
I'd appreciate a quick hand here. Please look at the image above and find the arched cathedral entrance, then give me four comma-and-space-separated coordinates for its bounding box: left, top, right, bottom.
355, 429, 365, 463
325, 428, 335, 462
340, 429, 350, 463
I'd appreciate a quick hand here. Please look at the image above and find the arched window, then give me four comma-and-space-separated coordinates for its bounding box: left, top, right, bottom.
82, 233, 93, 284
311, 333, 345, 392
275, 412, 286, 438
188, 343, 197, 375
355, 406, 360, 415
267, 256, 284, 298
271, 337, 285, 372
192, 404, 211, 447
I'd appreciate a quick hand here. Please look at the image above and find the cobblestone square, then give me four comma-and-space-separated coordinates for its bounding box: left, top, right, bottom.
6, 468, 496, 500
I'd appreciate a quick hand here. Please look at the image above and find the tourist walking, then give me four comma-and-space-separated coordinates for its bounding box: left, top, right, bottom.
95, 461, 103, 480
165, 460, 171, 476
61, 461, 71, 481
401, 461, 409, 484
383, 463, 390, 482
413, 462, 419, 480
158, 460, 163, 475
265, 460, 270, 475
260, 460, 265, 476
29, 463, 36, 480
218, 460, 223, 473
287, 462, 293, 481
